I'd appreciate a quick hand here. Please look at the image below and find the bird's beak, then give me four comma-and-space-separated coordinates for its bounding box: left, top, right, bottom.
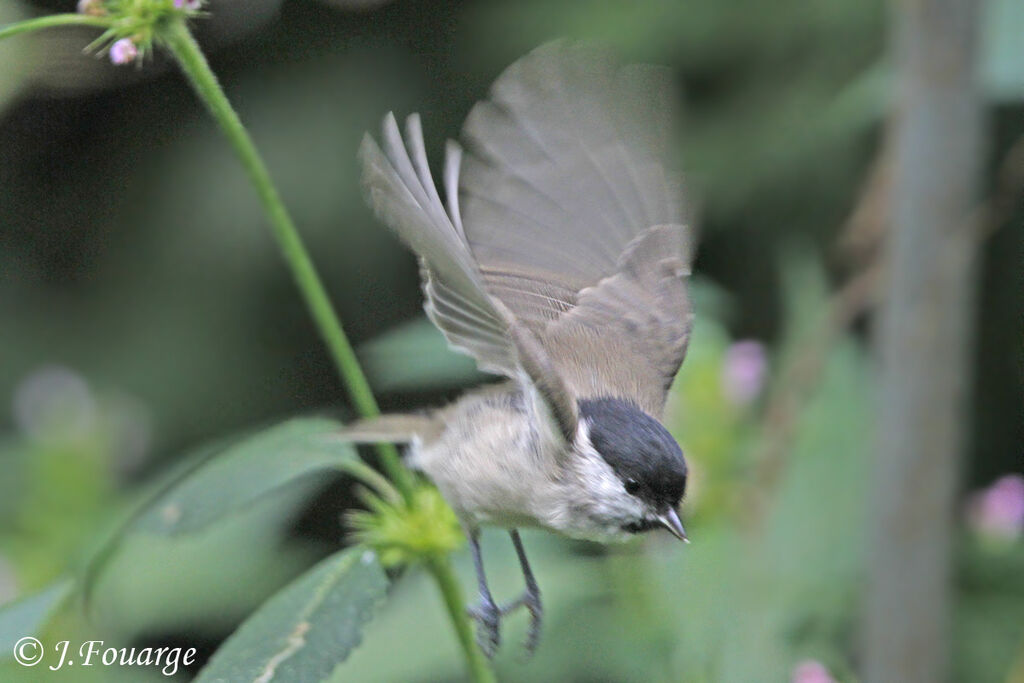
658, 508, 689, 543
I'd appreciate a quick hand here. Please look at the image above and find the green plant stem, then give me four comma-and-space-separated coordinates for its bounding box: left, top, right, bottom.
0, 13, 111, 41
427, 555, 497, 683
160, 20, 413, 495
161, 20, 493, 683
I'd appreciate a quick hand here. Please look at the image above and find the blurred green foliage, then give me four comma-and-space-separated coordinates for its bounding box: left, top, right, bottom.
1, 0, 1022, 681
195, 548, 387, 683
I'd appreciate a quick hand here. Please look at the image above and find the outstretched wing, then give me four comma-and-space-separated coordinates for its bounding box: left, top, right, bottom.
540, 225, 693, 416
457, 41, 694, 415
360, 114, 578, 441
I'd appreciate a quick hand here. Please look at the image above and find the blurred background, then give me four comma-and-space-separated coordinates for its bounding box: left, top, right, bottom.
0, 0, 1022, 681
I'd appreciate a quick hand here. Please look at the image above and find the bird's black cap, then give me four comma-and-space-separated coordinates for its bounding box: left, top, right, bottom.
578, 397, 687, 510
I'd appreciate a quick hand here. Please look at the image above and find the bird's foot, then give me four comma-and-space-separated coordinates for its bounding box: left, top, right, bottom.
467, 587, 543, 657
466, 596, 502, 658
500, 586, 543, 655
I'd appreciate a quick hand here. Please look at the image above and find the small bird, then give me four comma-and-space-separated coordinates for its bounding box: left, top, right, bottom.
355, 41, 694, 657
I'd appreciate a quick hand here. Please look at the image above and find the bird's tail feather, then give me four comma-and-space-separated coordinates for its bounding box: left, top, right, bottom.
339, 414, 440, 444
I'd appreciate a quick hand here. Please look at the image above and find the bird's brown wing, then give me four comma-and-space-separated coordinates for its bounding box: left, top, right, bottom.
360, 114, 579, 441
540, 225, 693, 416
457, 42, 694, 416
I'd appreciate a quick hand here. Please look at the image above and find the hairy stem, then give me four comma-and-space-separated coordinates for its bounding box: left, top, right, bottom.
160, 20, 492, 682
0, 13, 111, 41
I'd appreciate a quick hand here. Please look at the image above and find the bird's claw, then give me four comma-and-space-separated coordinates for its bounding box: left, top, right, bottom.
467, 597, 502, 658
468, 587, 543, 658
466, 530, 543, 658
523, 589, 543, 654
500, 587, 543, 655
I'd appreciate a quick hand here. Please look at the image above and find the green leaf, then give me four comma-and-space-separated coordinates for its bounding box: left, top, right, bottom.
132, 417, 355, 535
82, 418, 356, 609
359, 318, 481, 392
0, 580, 73, 660
87, 487, 325, 639
195, 548, 388, 683
0, 4, 33, 111
983, 0, 1024, 101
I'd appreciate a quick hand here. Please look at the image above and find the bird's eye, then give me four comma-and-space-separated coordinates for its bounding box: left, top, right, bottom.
624, 479, 641, 495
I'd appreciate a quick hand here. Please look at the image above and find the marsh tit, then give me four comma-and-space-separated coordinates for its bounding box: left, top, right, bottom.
354, 41, 694, 656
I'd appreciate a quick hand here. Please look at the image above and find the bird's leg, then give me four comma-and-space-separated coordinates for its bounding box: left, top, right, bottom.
464, 528, 502, 658
500, 529, 543, 654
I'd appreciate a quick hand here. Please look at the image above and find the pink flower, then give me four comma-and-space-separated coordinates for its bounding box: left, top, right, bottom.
721, 340, 767, 406
109, 38, 138, 66
173, 0, 202, 9
76, 0, 105, 15
791, 659, 837, 683
968, 474, 1024, 543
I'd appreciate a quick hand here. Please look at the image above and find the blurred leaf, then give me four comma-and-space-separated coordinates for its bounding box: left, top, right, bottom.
0, 3, 32, 111
88, 484, 324, 640
131, 417, 354, 536
5, 432, 117, 589
359, 318, 481, 392
774, 251, 832, 356
462, 0, 879, 68
82, 418, 354, 609
956, 543, 1024, 682
0, 579, 72, 660
195, 548, 387, 683
726, 258, 868, 682
658, 339, 869, 682
982, 0, 1024, 102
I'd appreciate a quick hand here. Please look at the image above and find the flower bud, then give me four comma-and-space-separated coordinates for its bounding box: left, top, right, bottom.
109, 38, 138, 66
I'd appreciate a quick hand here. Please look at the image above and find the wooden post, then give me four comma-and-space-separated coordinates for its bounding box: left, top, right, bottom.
865, 1, 984, 681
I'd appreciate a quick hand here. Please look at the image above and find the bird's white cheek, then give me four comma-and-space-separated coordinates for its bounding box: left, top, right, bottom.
571, 448, 645, 530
